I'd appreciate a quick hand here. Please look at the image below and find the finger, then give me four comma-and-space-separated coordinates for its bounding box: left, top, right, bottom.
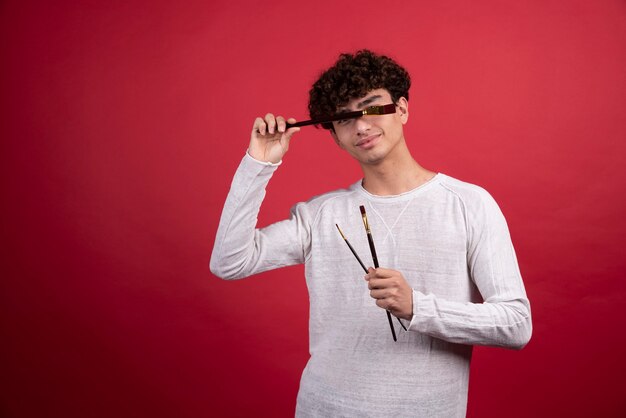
373, 294, 400, 312
368, 278, 394, 290
253, 117, 267, 136
276, 116, 286, 133
264, 113, 276, 134
368, 279, 381, 290
370, 267, 395, 278
370, 289, 388, 299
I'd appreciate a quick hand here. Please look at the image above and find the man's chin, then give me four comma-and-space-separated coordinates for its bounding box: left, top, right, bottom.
361, 153, 386, 166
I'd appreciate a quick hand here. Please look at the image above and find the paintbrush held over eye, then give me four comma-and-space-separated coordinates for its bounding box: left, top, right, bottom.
285, 104, 396, 128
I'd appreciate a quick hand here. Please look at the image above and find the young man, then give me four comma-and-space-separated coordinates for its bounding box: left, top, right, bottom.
210, 50, 531, 417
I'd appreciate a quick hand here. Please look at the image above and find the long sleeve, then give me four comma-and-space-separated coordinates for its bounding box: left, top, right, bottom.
210, 153, 310, 280
407, 183, 532, 349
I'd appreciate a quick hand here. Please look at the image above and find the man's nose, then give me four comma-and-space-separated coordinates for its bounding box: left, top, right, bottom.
354, 116, 372, 134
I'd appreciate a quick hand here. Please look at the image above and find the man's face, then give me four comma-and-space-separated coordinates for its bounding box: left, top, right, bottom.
330, 88, 409, 166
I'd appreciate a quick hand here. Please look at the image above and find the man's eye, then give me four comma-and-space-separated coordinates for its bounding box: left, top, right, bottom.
337, 119, 349, 125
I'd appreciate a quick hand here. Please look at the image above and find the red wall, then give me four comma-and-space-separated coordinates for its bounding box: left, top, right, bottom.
1, 1, 625, 417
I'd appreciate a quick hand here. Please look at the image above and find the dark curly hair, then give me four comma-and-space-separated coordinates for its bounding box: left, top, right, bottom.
308, 50, 411, 130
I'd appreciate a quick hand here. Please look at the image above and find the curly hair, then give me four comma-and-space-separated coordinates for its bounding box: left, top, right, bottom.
308, 50, 411, 130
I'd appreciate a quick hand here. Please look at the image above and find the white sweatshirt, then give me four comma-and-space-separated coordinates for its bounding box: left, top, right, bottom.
210, 153, 532, 417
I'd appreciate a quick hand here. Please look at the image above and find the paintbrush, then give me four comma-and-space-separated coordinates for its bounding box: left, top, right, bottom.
360, 205, 398, 342
336, 224, 368, 273
285, 104, 396, 128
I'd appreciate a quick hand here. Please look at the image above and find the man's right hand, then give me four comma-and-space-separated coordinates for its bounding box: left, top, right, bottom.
249, 113, 300, 164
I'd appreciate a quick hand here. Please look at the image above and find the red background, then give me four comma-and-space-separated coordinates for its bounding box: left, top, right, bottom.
1, 1, 625, 417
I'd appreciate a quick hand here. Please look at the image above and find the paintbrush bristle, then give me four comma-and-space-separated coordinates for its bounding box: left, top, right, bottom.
359, 205, 370, 231
362, 103, 396, 116
335, 223, 346, 240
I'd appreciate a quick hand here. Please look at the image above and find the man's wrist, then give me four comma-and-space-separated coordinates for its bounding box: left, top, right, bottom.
245, 150, 282, 166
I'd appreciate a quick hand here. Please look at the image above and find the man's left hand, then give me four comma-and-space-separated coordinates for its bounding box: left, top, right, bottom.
365, 267, 413, 321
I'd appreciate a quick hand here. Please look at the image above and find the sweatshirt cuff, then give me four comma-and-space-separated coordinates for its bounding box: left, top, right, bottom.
407, 289, 420, 331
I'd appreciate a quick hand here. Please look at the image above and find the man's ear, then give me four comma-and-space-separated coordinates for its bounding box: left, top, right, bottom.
396, 97, 409, 124
330, 129, 345, 149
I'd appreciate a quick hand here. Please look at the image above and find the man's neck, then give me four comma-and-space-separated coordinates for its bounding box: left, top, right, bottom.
360, 144, 435, 196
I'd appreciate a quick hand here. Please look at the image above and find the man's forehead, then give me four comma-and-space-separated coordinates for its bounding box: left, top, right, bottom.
337, 89, 391, 112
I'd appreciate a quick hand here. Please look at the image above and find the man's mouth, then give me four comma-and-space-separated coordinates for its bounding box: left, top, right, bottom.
355, 134, 381, 149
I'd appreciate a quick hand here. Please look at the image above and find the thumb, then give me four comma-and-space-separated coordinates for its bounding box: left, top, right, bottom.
283, 118, 301, 140
284, 127, 300, 141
